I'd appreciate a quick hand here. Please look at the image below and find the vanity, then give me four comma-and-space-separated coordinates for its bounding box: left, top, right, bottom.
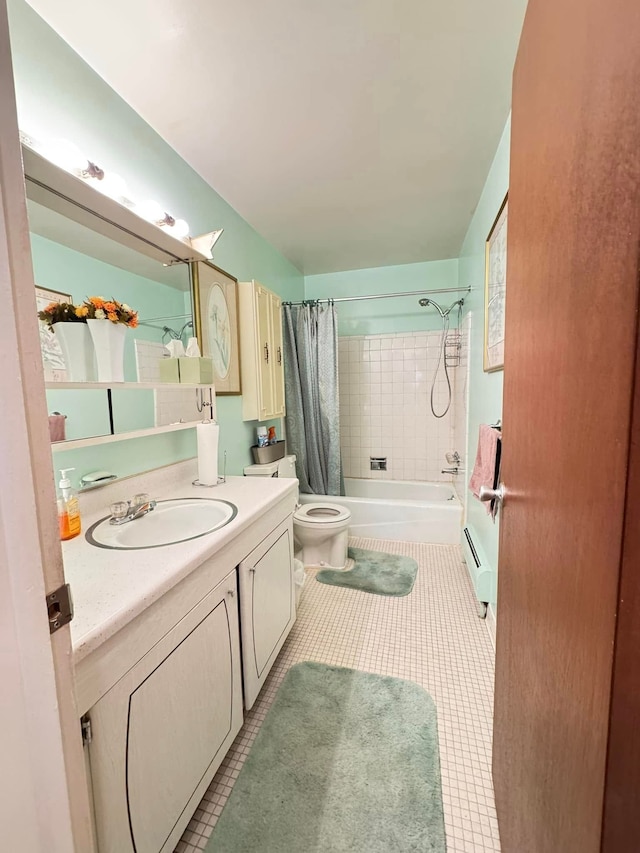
21, 136, 299, 851
69, 466, 298, 853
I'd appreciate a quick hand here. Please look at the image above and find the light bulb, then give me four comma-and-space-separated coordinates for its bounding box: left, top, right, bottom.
171, 219, 190, 238
95, 172, 129, 201
135, 199, 165, 223
44, 138, 87, 174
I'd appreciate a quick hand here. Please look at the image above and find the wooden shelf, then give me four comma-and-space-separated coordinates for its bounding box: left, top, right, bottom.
45, 382, 214, 391
51, 421, 198, 452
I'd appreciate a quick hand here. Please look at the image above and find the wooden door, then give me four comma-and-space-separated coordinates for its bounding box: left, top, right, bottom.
493, 1, 640, 851
0, 3, 93, 849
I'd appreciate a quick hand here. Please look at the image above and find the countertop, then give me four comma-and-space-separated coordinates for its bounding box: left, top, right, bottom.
64, 464, 297, 662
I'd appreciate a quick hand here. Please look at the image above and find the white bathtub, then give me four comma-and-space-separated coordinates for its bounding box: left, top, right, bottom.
298, 478, 462, 544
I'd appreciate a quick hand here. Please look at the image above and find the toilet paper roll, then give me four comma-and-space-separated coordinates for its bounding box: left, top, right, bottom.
197, 422, 219, 486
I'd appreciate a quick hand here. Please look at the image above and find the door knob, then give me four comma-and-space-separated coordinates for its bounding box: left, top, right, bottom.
479, 484, 505, 504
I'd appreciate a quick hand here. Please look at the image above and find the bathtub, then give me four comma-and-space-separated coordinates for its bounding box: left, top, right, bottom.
298, 478, 462, 544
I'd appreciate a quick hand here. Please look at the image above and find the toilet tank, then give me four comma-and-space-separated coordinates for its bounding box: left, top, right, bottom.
244, 455, 297, 479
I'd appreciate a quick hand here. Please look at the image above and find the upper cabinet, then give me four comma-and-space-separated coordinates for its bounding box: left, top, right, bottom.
239, 281, 285, 421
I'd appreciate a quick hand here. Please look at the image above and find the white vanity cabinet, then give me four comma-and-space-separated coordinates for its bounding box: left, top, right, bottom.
239, 280, 286, 421
86, 569, 243, 853
239, 516, 296, 709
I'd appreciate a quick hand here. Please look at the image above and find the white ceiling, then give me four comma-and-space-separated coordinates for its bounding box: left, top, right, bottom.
25, 0, 527, 274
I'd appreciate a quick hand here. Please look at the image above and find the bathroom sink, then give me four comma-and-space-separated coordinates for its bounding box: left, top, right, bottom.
86, 498, 238, 550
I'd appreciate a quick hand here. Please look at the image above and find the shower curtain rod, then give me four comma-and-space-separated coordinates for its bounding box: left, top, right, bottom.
282, 286, 471, 306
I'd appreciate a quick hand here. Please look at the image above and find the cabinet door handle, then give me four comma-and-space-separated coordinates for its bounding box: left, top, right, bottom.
227, 588, 236, 597
248, 567, 256, 573
264, 343, 269, 363
277, 346, 282, 365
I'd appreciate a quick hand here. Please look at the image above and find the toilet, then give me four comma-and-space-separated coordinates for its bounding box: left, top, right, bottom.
244, 455, 351, 570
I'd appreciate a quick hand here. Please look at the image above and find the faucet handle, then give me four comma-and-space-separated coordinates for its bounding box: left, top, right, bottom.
110, 501, 129, 520
132, 493, 151, 507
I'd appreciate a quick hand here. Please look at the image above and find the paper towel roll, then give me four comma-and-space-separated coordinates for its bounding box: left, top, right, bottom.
197, 422, 219, 486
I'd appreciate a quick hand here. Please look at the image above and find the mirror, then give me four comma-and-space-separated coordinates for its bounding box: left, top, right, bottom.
23, 153, 209, 446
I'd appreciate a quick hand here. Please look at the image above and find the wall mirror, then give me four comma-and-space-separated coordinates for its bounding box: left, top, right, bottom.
23, 145, 213, 449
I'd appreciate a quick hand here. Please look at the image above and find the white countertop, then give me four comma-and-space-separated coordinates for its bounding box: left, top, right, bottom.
64, 464, 297, 662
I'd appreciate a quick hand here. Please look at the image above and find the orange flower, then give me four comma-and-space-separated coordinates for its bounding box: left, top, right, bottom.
103, 301, 117, 313
128, 315, 139, 328
75, 305, 89, 318
45, 302, 58, 313
89, 296, 104, 308
107, 312, 118, 323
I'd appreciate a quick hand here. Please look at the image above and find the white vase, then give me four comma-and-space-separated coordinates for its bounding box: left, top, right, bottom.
52, 322, 96, 382
87, 319, 127, 383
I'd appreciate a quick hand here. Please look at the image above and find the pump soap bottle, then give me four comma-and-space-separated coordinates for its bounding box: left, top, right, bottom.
58, 467, 81, 541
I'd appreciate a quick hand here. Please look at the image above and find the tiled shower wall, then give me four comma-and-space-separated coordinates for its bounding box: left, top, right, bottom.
453, 314, 471, 504
338, 328, 469, 483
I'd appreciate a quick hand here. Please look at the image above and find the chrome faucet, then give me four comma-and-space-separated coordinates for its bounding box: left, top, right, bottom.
441, 467, 463, 475
109, 494, 157, 525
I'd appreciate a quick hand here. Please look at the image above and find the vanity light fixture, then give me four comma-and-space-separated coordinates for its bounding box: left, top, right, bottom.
20, 130, 193, 241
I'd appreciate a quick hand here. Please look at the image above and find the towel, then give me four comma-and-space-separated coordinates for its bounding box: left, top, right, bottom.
48, 413, 66, 443
469, 424, 501, 517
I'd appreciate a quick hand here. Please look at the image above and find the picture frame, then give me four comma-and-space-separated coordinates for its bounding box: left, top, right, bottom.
484, 193, 508, 373
191, 261, 241, 395
35, 285, 72, 382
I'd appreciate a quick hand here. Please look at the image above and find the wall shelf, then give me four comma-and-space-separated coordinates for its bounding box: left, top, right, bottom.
51, 421, 197, 453
45, 381, 213, 391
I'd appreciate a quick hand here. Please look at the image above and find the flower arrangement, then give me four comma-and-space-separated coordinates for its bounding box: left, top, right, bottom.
84, 296, 138, 328
38, 301, 89, 329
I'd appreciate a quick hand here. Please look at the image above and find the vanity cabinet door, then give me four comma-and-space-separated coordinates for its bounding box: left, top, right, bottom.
87, 569, 242, 853
239, 516, 295, 710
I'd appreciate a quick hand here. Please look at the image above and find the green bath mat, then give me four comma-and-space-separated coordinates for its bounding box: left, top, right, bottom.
206, 662, 445, 853
315, 546, 418, 596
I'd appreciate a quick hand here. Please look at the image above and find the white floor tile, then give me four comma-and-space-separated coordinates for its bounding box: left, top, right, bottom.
176, 538, 500, 852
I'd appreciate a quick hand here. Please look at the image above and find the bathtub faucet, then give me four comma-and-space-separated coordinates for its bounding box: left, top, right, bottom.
441, 466, 464, 475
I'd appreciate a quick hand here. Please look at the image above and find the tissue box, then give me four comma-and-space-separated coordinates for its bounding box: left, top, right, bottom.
179, 356, 214, 385
159, 357, 180, 383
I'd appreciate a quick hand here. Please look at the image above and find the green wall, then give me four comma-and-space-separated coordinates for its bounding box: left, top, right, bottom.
304, 259, 460, 336
303, 118, 511, 597
459, 115, 510, 586
8, 0, 304, 484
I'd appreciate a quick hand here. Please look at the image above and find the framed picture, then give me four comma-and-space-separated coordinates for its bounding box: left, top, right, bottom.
35, 285, 72, 382
191, 261, 241, 395
484, 193, 508, 372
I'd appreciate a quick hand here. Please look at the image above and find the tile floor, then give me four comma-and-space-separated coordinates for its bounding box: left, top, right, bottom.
176, 538, 500, 853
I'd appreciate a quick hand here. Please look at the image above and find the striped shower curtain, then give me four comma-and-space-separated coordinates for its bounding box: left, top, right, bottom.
282, 302, 343, 495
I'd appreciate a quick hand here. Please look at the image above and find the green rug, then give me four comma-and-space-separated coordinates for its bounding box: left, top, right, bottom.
206, 662, 445, 853
315, 546, 418, 597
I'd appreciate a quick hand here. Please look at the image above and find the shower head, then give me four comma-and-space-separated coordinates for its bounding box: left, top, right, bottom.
418, 296, 446, 318
418, 296, 465, 317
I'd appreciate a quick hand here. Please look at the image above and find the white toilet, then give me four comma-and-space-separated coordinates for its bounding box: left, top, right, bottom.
244, 454, 351, 570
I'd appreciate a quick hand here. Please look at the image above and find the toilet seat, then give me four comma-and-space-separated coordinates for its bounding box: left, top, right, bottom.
294, 502, 351, 525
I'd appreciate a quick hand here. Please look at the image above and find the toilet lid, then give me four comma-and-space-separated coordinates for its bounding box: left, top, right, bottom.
294, 502, 351, 524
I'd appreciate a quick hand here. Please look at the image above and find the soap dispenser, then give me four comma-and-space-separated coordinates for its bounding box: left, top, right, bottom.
57, 467, 81, 541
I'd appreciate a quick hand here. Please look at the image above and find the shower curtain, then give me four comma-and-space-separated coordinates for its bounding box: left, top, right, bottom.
282, 302, 343, 495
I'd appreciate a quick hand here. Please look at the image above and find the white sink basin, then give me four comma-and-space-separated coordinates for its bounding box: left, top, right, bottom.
86, 498, 237, 550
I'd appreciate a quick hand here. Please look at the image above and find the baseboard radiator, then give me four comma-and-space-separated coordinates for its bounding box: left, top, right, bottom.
461, 526, 496, 604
